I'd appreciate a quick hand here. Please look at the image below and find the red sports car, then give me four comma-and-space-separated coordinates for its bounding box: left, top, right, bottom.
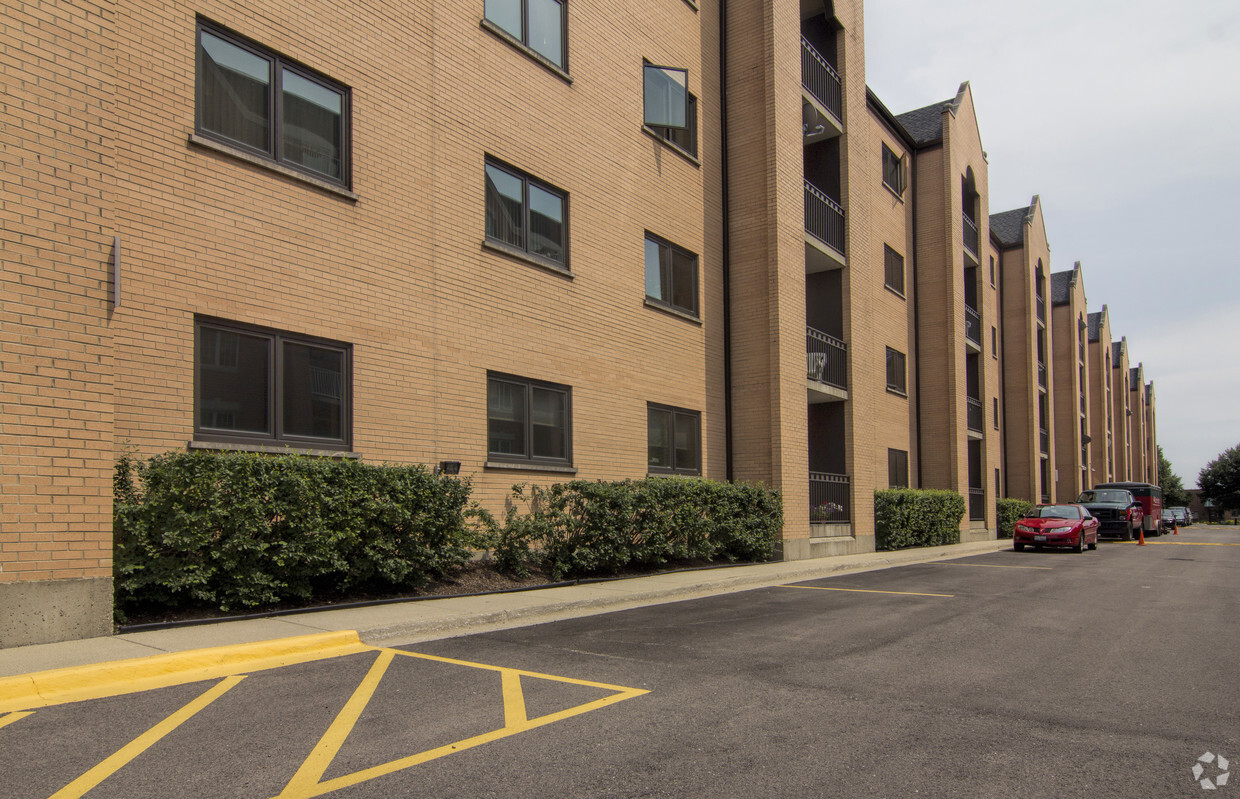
1012, 504, 1100, 553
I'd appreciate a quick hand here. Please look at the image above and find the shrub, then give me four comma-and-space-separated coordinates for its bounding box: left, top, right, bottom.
874, 489, 965, 551
482, 478, 782, 580
114, 450, 472, 615
996, 498, 1035, 539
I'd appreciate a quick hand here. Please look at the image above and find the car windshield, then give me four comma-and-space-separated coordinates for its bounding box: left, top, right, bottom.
1035, 505, 1082, 519
1078, 491, 1130, 503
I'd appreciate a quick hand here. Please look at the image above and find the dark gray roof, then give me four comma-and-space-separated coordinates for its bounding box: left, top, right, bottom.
1087, 311, 1103, 342
1129, 367, 1140, 387
1050, 270, 1073, 306
894, 100, 949, 146
989, 207, 1028, 247
1112, 341, 1124, 360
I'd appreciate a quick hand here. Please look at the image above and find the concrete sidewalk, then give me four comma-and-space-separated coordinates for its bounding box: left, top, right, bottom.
0, 539, 1010, 680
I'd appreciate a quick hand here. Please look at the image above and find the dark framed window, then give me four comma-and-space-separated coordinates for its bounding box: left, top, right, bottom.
196, 22, 349, 185
991, 325, 998, 358
993, 397, 1000, 429
888, 449, 909, 488
648, 92, 698, 157
487, 373, 571, 465
989, 256, 996, 286
885, 347, 906, 394
645, 233, 699, 316
195, 318, 350, 449
881, 143, 904, 195
643, 62, 688, 129
883, 244, 905, 295
485, 159, 567, 267
483, 0, 566, 69
647, 404, 701, 475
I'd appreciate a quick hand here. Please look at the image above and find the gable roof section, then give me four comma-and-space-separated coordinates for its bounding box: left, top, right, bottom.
894, 100, 950, 146
1112, 341, 1125, 361
989, 206, 1028, 247
1050, 270, 1074, 306
1087, 311, 1103, 342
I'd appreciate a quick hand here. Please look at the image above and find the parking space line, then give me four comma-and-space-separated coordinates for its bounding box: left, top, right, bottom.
1133, 541, 1240, 547
0, 710, 33, 731
777, 585, 953, 598
275, 648, 649, 799
938, 563, 1052, 570
50, 674, 245, 799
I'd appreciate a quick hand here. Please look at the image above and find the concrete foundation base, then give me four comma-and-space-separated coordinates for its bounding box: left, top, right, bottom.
780, 533, 877, 560
0, 577, 113, 647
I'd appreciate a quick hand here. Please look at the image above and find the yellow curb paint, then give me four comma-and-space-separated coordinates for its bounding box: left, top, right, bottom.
777, 585, 954, 598
275, 648, 649, 799
937, 563, 1053, 570
0, 710, 33, 730
0, 631, 369, 714
50, 675, 244, 799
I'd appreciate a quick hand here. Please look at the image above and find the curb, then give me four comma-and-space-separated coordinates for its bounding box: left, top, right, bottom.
0, 630, 369, 714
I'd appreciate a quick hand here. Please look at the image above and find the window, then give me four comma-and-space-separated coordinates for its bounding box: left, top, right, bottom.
883, 244, 904, 295
881, 143, 904, 195
888, 449, 909, 488
485, 159, 567, 267
195, 319, 350, 449
989, 256, 996, 287
643, 62, 688, 129
483, 0, 566, 69
196, 23, 349, 185
487, 373, 571, 465
991, 326, 998, 358
645, 233, 699, 316
885, 347, 906, 394
993, 397, 1000, 429
648, 92, 698, 157
647, 404, 701, 475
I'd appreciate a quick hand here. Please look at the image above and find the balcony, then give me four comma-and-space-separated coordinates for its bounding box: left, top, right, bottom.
962, 214, 979, 259
810, 471, 850, 524
966, 396, 984, 434
804, 180, 845, 268
965, 304, 981, 348
1036, 294, 1046, 324
1080, 392, 1087, 414
968, 487, 985, 521
1040, 427, 1050, 455
1038, 361, 1047, 391
801, 36, 842, 139
806, 326, 847, 394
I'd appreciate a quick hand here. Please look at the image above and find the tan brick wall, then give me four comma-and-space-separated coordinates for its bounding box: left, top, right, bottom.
1129, 364, 1147, 483
1051, 266, 1089, 501
1112, 339, 1131, 482
1088, 308, 1114, 484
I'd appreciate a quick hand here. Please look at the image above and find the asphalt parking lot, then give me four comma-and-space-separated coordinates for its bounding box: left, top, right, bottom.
2, 528, 1237, 798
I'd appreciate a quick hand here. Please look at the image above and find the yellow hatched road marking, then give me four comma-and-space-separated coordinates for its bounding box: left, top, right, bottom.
0, 710, 34, 731
777, 585, 954, 598
1119, 541, 1240, 546
50, 675, 244, 799
274, 647, 648, 799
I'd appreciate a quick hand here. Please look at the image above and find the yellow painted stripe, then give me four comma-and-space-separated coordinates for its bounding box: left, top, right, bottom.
778, 585, 954, 598
1118, 541, 1240, 547
0, 710, 33, 731
501, 669, 528, 728
0, 631, 369, 714
938, 563, 1053, 570
50, 675, 243, 799
277, 649, 395, 798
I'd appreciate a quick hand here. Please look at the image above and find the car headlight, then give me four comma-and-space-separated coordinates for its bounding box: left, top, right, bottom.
1047, 526, 1073, 534
1015, 524, 1033, 533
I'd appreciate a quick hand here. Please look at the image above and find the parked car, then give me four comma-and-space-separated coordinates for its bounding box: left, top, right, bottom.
1162, 509, 1177, 531
1168, 506, 1191, 527
1093, 481, 1165, 536
1075, 488, 1141, 540
1013, 504, 1100, 553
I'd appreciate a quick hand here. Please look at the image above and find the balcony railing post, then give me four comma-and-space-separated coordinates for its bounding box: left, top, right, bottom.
966, 396, 984, 432
809, 472, 850, 523
962, 214, 979, 258
800, 36, 842, 126
964, 305, 981, 345
806, 326, 848, 391
804, 180, 845, 257
968, 488, 985, 521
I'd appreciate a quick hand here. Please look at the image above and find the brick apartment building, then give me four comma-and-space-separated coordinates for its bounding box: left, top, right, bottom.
1, 0, 1157, 645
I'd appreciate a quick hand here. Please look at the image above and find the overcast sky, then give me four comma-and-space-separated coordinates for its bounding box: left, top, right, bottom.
864, 0, 1240, 489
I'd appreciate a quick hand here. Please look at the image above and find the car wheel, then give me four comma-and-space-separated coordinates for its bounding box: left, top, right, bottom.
1075, 533, 1085, 554
1122, 527, 1133, 542
1013, 543, 1025, 552
1087, 534, 1097, 551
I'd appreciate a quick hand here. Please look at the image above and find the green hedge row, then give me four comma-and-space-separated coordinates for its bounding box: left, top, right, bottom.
114, 451, 473, 615
996, 498, 1035, 539
874, 489, 965, 551
473, 478, 783, 580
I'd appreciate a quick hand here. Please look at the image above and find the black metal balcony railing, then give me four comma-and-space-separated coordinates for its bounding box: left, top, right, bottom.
806, 326, 848, 391
810, 472, 850, 523
1080, 392, 1087, 414
800, 36, 842, 125
962, 214, 979, 258
805, 180, 845, 256
965, 305, 981, 345
1038, 361, 1047, 390
968, 487, 985, 521
1040, 427, 1050, 455
966, 396, 984, 432
1036, 294, 1046, 323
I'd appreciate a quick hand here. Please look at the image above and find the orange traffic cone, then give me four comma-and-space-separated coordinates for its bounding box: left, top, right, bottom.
1138, 527, 1146, 546
1173, 521, 1179, 535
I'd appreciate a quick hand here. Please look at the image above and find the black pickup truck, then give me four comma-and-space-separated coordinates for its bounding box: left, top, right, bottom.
1075, 488, 1142, 540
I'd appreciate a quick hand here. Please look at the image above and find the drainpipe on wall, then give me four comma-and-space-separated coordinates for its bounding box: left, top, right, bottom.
719, 0, 734, 482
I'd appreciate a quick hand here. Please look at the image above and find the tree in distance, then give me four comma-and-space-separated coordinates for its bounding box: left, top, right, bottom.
1157, 446, 1191, 508
1198, 443, 1240, 513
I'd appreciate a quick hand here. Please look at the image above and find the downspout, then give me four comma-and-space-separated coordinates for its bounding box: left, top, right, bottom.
911, 151, 922, 488
998, 245, 1008, 496
719, 0, 734, 481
